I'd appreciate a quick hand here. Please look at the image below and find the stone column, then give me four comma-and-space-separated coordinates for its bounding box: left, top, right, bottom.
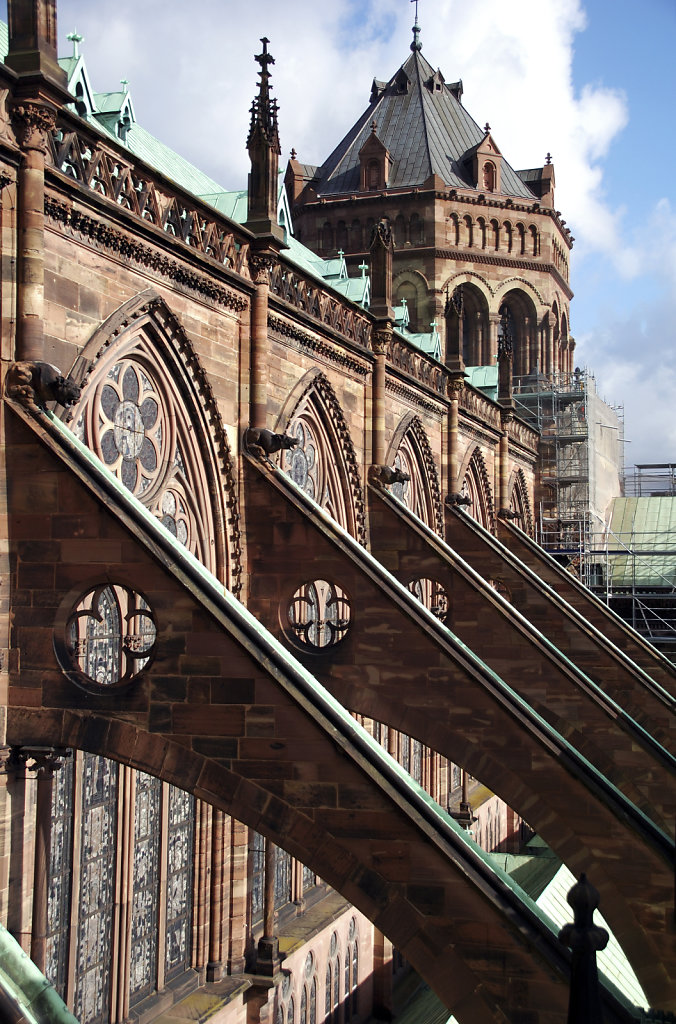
257, 838, 280, 975
446, 376, 464, 498
24, 747, 68, 972
488, 313, 501, 366
248, 250, 277, 430
207, 808, 225, 982
371, 327, 390, 467
10, 101, 56, 363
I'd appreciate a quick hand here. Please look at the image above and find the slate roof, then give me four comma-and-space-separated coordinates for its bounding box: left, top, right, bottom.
311, 43, 536, 199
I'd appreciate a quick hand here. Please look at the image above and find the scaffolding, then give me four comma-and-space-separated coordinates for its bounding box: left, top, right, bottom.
587, 474, 676, 659
512, 369, 619, 588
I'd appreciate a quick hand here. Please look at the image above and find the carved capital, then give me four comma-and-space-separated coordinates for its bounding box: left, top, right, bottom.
248, 251, 277, 285
1, 745, 69, 776
372, 325, 392, 356
447, 376, 465, 397
10, 101, 56, 153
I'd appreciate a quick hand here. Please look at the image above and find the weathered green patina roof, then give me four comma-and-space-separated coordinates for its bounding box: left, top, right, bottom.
607, 497, 676, 589
309, 37, 536, 198
465, 364, 498, 399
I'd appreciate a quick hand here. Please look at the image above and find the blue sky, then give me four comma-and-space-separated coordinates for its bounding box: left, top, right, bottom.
5, 0, 675, 467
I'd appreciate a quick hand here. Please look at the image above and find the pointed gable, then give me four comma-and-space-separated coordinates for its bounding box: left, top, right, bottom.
358, 124, 391, 191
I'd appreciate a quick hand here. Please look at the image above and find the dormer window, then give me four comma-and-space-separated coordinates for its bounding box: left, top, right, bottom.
394, 69, 410, 95
359, 126, 391, 193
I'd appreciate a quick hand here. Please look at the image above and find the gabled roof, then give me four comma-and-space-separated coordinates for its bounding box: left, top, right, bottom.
310, 42, 536, 199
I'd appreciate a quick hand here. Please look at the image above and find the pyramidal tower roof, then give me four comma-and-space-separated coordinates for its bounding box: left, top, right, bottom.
310, 19, 536, 200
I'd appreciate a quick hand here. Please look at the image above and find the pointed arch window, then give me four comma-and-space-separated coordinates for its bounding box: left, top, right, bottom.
391, 419, 442, 535
283, 390, 355, 535
68, 297, 235, 584
461, 449, 495, 532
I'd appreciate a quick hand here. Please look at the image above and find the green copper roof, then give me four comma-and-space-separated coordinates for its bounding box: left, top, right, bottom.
465, 364, 498, 399
607, 496, 676, 588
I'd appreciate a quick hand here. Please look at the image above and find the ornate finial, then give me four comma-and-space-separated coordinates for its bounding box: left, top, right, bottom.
120, 79, 129, 93
484, 122, 491, 134
410, 0, 422, 51
290, 147, 297, 159
247, 36, 281, 154
67, 30, 84, 58
337, 249, 345, 260
359, 260, 369, 279
545, 151, 552, 164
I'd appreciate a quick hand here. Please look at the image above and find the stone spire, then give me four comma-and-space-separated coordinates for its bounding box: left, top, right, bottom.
245, 37, 284, 241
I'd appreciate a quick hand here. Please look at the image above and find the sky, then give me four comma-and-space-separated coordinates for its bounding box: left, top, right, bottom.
9, 0, 676, 468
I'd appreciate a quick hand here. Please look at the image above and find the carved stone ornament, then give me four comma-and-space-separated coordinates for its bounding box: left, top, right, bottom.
248, 250, 277, 285
447, 376, 465, 397
5, 361, 81, 410
445, 491, 472, 507
244, 426, 299, 467
368, 464, 411, 489
372, 326, 391, 356
10, 101, 57, 153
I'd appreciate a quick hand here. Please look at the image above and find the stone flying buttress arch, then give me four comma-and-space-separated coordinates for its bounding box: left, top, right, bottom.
63, 289, 241, 591
386, 413, 443, 536
276, 369, 366, 544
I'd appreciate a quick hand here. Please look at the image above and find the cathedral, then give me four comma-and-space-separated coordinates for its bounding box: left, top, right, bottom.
0, 3, 673, 1024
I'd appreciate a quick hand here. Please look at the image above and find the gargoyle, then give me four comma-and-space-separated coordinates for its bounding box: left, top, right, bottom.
445, 492, 472, 507
245, 427, 299, 466
5, 361, 81, 411
369, 464, 411, 488
497, 507, 519, 520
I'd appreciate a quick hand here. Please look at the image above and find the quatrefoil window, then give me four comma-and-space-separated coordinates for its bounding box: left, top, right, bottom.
286, 580, 351, 651
56, 584, 157, 690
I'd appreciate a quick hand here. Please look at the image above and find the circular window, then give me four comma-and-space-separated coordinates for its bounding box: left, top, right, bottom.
286, 580, 351, 651
55, 584, 157, 690
406, 577, 449, 623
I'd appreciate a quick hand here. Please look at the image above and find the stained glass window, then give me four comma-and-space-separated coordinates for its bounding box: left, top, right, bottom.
275, 846, 291, 909
130, 772, 161, 1004
74, 754, 118, 1024
287, 580, 351, 650
412, 740, 423, 785
46, 753, 74, 997
63, 584, 156, 688
310, 976, 317, 1024
302, 863, 315, 892
251, 830, 265, 923
72, 340, 223, 574
165, 786, 195, 980
325, 964, 331, 1019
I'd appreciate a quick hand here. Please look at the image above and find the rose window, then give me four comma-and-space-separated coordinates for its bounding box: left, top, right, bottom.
98, 362, 166, 496
286, 580, 351, 651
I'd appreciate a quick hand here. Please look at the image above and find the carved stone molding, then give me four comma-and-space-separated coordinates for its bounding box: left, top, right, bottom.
44, 196, 248, 312
10, 101, 57, 153
268, 314, 370, 376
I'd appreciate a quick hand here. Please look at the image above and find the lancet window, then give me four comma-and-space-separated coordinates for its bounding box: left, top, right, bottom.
461, 448, 495, 532
46, 753, 195, 1014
